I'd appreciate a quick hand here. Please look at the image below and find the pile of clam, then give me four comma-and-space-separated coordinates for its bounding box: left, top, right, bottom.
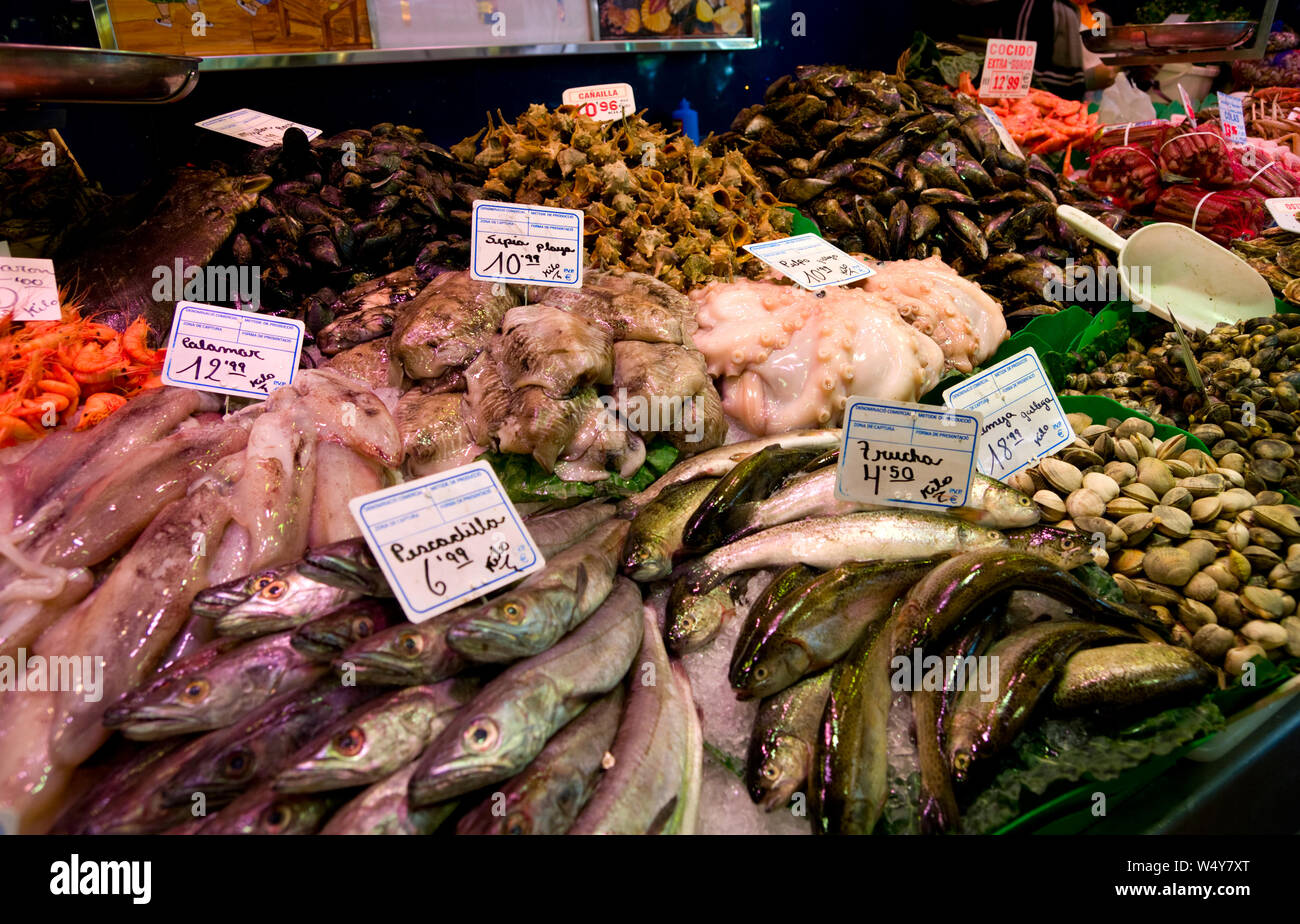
1009, 414, 1300, 672
1062, 315, 1300, 497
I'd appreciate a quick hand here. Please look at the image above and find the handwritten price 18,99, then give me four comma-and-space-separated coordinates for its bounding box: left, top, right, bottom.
986, 427, 1025, 473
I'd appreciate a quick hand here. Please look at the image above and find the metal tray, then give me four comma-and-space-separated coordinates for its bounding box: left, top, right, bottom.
0, 43, 199, 104
1083, 21, 1256, 54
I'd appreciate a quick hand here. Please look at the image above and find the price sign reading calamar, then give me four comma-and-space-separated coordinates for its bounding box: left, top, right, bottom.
0, 257, 61, 321
470, 201, 583, 288
979, 39, 1035, 99
161, 301, 304, 400
349, 461, 545, 624
944, 348, 1072, 479
743, 234, 874, 290
195, 109, 322, 147
835, 398, 982, 511
562, 83, 636, 121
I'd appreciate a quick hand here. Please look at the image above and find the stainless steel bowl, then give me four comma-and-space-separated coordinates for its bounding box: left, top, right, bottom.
0, 43, 200, 104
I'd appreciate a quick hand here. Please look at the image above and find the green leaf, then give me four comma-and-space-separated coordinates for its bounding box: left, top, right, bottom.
1057, 395, 1208, 455
483, 439, 680, 505
1071, 562, 1124, 605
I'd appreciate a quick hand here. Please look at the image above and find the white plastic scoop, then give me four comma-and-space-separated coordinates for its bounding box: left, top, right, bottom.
1056, 204, 1275, 332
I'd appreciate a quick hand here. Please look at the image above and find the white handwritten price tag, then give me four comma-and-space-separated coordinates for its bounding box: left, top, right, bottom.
1267, 198, 1300, 232
562, 83, 636, 121
1178, 85, 1198, 129
835, 398, 982, 511
0, 257, 61, 321
196, 109, 322, 147
470, 201, 583, 288
979, 105, 1024, 159
349, 461, 545, 624
161, 301, 304, 400
1218, 92, 1246, 143
743, 234, 874, 290
943, 348, 1072, 479
979, 39, 1035, 99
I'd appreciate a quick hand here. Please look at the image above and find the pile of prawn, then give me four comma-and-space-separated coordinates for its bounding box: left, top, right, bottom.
0, 304, 164, 447
956, 73, 1099, 159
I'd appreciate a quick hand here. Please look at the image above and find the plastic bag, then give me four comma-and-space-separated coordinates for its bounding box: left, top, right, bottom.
1095, 72, 1157, 126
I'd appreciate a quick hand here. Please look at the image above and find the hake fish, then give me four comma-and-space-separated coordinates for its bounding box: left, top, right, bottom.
290, 599, 397, 662
615, 429, 841, 519
947, 620, 1131, 784
193, 559, 363, 639
456, 686, 625, 835
321, 761, 459, 835
275, 678, 479, 792
447, 518, 630, 662
337, 610, 466, 686
731, 559, 941, 700
523, 501, 617, 559
724, 467, 1040, 541
622, 478, 719, 582
195, 785, 342, 835
747, 669, 832, 812
103, 631, 327, 739
569, 621, 701, 835
672, 510, 1007, 609
408, 577, 643, 806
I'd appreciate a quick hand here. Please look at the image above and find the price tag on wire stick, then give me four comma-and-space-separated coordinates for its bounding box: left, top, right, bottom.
161, 301, 304, 400
979, 104, 1024, 159
562, 83, 636, 121
1218, 92, 1246, 143
943, 347, 1072, 479
1266, 197, 1300, 232
743, 234, 874, 290
471, 201, 583, 287
1178, 85, 1198, 129
0, 257, 61, 321
978, 39, 1035, 99
196, 109, 322, 147
835, 398, 982, 511
348, 461, 545, 624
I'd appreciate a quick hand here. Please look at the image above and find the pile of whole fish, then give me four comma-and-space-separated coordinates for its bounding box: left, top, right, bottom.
616, 432, 1218, 833
450, 105, 794, 290
0, 370, 402, 833
319, 266, 728, 481
712, 65, 1142, 318
236, 123, 484, 333
40, 501, 701, 835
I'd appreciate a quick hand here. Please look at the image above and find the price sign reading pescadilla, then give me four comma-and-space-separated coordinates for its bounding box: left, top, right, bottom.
561, 83, 636, 121
743, 234, 874, 290
349, 461, 545, 624
979, 39, 1036, 99
160, 301, 305, 400
944, 348, 1072, 479
470, 201, 583, 287
835, 398, 982, 510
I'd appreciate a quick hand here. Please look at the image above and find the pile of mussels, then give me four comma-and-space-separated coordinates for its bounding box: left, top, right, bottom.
712, 65, 1142, 318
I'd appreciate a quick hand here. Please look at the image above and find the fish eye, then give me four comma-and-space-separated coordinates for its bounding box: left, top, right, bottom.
762, 764, 779, 780
333, 727, 366, 757
463, 718, 500, 753
1019, 496, 1032, 506
224, 748, 253, 779
264, 804, 292, 833
260, 580, 289, 600
679, 617, 696, 631
181, 679, 210, 704
1064, 537, 1079, 550
504, 811, 531, 835
502, 602, 523, 623
754, 666, 768, 680
251, 573, 276, 591
353, 618, 374, 638
399, 632, 423, 655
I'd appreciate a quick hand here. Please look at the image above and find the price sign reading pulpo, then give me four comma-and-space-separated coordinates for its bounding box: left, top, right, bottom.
471, 201, 584, 288
835, 398, 982, 511
743, 234, 875, 290
349, 461, 545, 624
561, 83, 636, 121
161, 301, 304, 400
979, 39, 1036, 99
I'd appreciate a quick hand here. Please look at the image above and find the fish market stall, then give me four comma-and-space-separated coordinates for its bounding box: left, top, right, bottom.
2, 21, 1300, 840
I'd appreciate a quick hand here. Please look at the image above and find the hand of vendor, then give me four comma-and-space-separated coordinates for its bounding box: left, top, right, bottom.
1086, 63, 1119, 91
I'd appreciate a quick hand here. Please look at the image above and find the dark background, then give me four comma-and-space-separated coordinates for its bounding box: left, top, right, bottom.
3, 1, 918, 191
